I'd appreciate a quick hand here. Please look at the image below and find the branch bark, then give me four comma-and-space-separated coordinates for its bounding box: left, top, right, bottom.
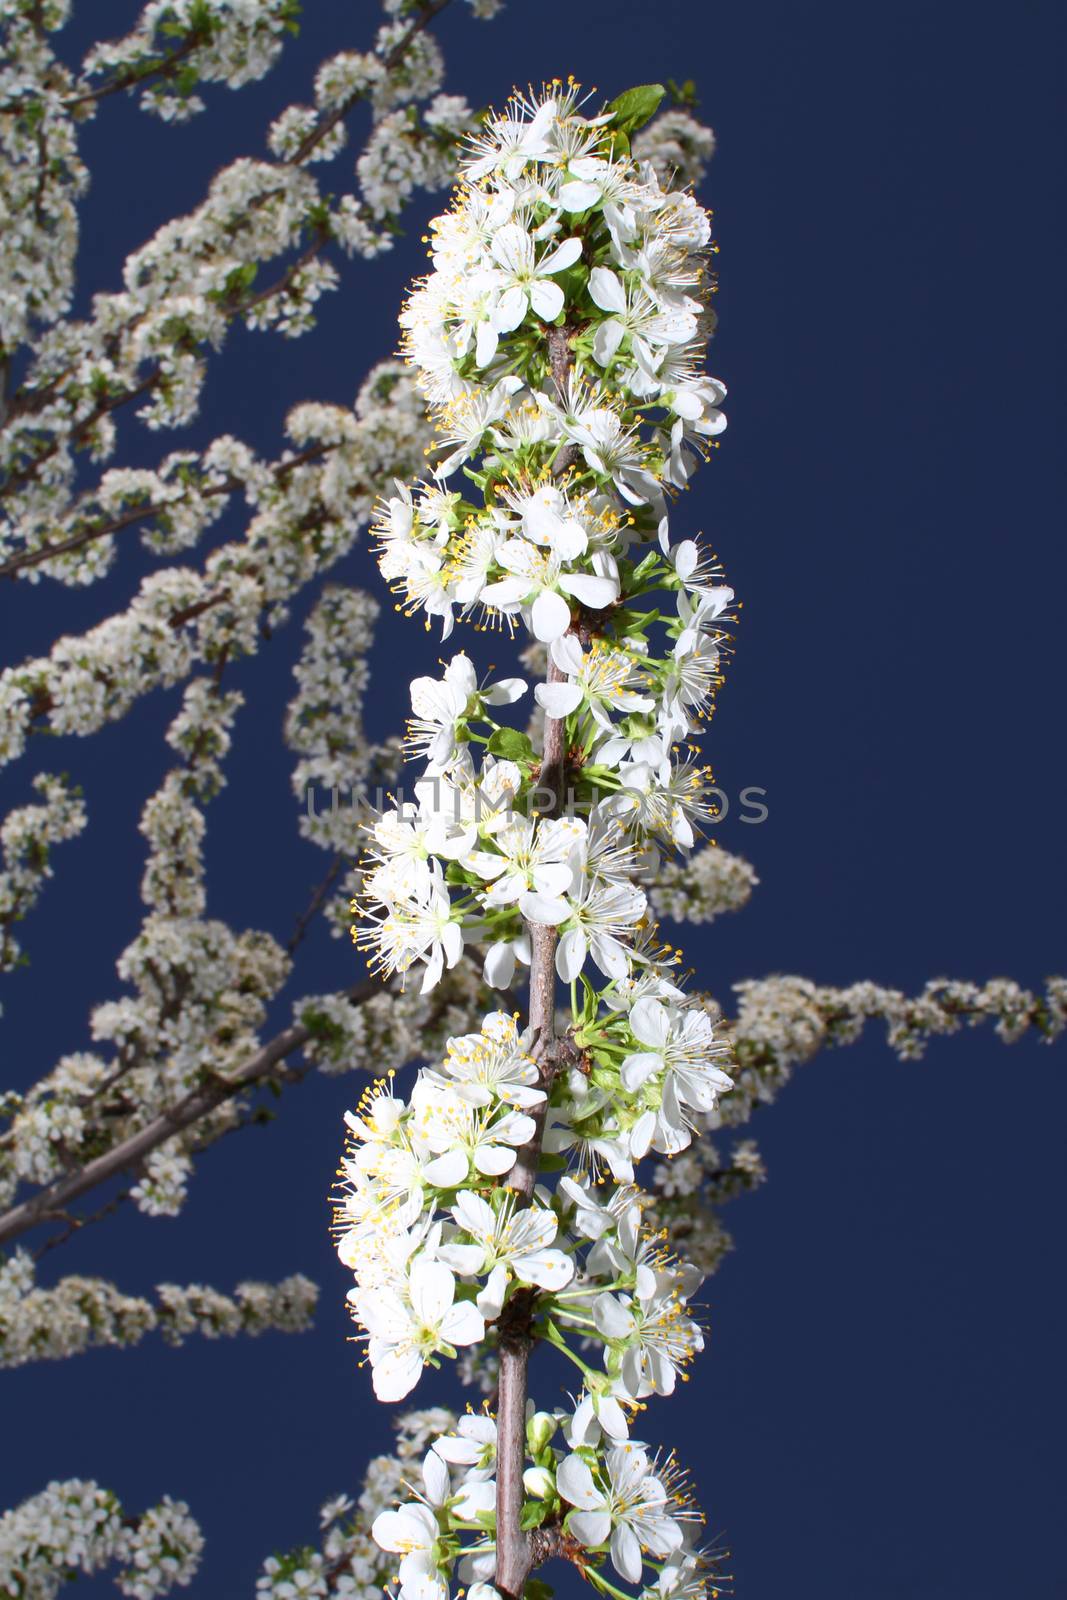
494, 336, 575, 1590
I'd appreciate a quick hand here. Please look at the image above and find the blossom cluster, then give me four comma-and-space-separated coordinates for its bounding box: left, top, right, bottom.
0, 1472, 202, 1600
0, 1478, 202, 1600
0, 773, 87, 972
720, 972, 1067, 1124
647, 841, 758, 926
82, 0, 301, 122
0, 362, 431, 761
255, 1408, 460, 1600
340, 79, 740, 1600
0, 0, 492, 594
0, 1248, 317, 1369
0, 674, 287, 1215
287, 586, 383, 857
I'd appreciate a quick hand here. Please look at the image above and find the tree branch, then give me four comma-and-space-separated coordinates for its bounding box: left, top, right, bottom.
495, 616, 571, 1600
288, 0, 454, 167
0, 979, 376, 1250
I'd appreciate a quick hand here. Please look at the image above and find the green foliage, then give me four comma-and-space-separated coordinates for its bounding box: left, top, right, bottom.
604, 83, 666, 136
486, 727, 534, 763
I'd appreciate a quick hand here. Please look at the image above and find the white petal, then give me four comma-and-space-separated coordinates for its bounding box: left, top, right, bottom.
452, 1189, 495, 1239
630, 997, 670, 1049
420, 948, 444, 994
452, 1479, 496, 1519
437, 1241, 485, 1275
476, 1262, 508, 1320
371, 1345, 423, 1402
529, 278, 564, 322
483, 677, 528, 705
535, 681, 582, 717
514, 1248, 574, 1289
542, 235, 583, 272
409, 1259, 454, 1324
589, 266, 626, 313
494, 284, 528, 333
597, 1396, 630, 1440
433, 1436, 482, 1466
551, 518, 588, 561
440, 1299, 485, 1347
569, 1510, 612, 1548
592, 318, 625, 366
555, 926, 587, 982
673, 540, 698, 579
475, 319, 499, 368
589, 931, 630, 979
423, 1450, 451, 1507
620, 1051, 661, 1091
610, 1523, 643, 1584
424, 1149, 469, 1188
472, 1142, 518, 1176
559, 572, 619, 609
441, 921, 464, 967
550, 633, 584, 675
520, 890, 570, 925
593, 1292, 635, 1339
531, 588, 572, 642
559, 178, 602, 210
557, 1454, 603, 1511
629, 1110, 655, 1160
372, 1504, 436, 1554
483, 941, 516, 990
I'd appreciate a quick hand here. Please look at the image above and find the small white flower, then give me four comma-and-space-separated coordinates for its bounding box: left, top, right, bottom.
557, 1447, 682, 1582
353, 1257, 484, 1402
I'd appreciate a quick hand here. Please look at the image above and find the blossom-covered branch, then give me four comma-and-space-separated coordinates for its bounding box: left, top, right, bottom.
0, 773, 86, 972
0, 1477, 202, 1600
338, 77, 736, 1600
0, 0, 491, 577
0, 1250, 317, 1368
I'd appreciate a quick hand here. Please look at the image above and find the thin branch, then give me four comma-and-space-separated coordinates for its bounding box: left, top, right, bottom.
65, 32, 208, 111
287, 855, 345, 955
0, 441, 334, 580
0, 978, 377, 1250
31, 1189, 130, 1261
289, 0, 454, 167
495, 377, 575, 1595
0, 1, 454, 499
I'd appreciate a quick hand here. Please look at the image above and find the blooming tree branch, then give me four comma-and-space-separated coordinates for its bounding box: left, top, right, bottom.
0, 12, 1060, 1593
0, 1477, 203, 1600
337, 77, 742, 1600
0, 1249, 318, 1368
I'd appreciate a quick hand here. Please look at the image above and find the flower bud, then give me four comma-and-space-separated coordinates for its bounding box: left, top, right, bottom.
525, 1411, 557, 1455
522, 1466, 556, 1500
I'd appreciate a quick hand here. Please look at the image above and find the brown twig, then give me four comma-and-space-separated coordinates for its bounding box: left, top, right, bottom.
287, 856, 345, 955
0, 978, 377, 1250
494, 554, 572, 1600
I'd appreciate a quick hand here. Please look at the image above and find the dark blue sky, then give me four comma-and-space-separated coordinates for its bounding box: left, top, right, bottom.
3, 2, 1065, 1596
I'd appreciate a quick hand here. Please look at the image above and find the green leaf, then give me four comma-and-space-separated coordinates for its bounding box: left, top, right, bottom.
521, 1501, 550, 1531
526, 1584, 555, 1600
666, 76, 699, 107
604, 83, 666, 136
486, 727, 534, 762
